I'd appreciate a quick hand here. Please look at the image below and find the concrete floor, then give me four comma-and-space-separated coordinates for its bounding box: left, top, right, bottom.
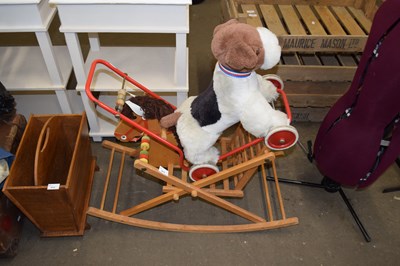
2, 0, 400, 265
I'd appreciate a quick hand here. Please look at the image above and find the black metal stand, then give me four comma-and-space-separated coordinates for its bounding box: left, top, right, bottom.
267, 175, 371, 242
269, 140, 372, 242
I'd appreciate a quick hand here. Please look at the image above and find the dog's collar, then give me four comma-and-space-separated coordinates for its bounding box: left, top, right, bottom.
218, 63, 251, 78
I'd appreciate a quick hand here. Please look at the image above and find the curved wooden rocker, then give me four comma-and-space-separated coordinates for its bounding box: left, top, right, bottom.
87, 125, 298, 233
85, 59, 298, 232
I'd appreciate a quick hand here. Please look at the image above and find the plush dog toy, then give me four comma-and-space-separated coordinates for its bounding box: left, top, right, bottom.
161, 19, 298, 176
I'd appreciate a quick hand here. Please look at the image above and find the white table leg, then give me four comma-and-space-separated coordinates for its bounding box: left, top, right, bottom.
175, 33, 188, 88
81, 91, 103, 142
88, 33, 100, 51
55, 90, 73, 114
36, 31, 72, 114
64, 32, 101, 140
64, 32, 86, 84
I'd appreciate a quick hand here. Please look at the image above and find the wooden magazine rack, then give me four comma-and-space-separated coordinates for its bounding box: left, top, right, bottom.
3, 113, 96, 237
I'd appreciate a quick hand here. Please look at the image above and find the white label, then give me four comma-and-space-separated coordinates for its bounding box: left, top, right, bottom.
47, 183, 60, 190
0, 159, 10, 183
158, 166, 169, 176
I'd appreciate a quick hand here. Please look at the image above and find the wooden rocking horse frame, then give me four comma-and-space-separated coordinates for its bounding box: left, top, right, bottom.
85, 59, 298, 232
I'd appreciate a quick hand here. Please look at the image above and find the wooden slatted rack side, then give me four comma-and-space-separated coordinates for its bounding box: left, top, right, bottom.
97, 141, 138, 214
207, 125, 289, 223
220, 125, 267, 191
163, 125, 267, 198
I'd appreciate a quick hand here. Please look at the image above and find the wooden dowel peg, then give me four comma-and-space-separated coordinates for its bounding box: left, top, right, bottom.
173, 194, 179, 201
191, 190, 198, 198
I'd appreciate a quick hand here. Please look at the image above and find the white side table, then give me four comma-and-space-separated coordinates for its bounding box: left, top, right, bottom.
51, 0, 191, 141
0, 0, 73, 115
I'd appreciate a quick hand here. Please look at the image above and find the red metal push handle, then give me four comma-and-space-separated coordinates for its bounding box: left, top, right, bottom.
85, 59, 188, 170
277, 88, 292, 123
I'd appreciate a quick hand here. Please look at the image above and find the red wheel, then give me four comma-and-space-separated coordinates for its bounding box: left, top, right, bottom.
263, 74, 284, 90
189, 164, 219, 182
266, 125, 298, 150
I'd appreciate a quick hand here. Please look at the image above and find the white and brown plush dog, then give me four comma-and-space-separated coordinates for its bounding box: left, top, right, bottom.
161, 19, 297, 169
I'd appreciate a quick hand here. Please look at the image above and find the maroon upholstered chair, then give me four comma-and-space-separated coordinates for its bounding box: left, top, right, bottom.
313, 0, 400, 189
276, 0, 400, 242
